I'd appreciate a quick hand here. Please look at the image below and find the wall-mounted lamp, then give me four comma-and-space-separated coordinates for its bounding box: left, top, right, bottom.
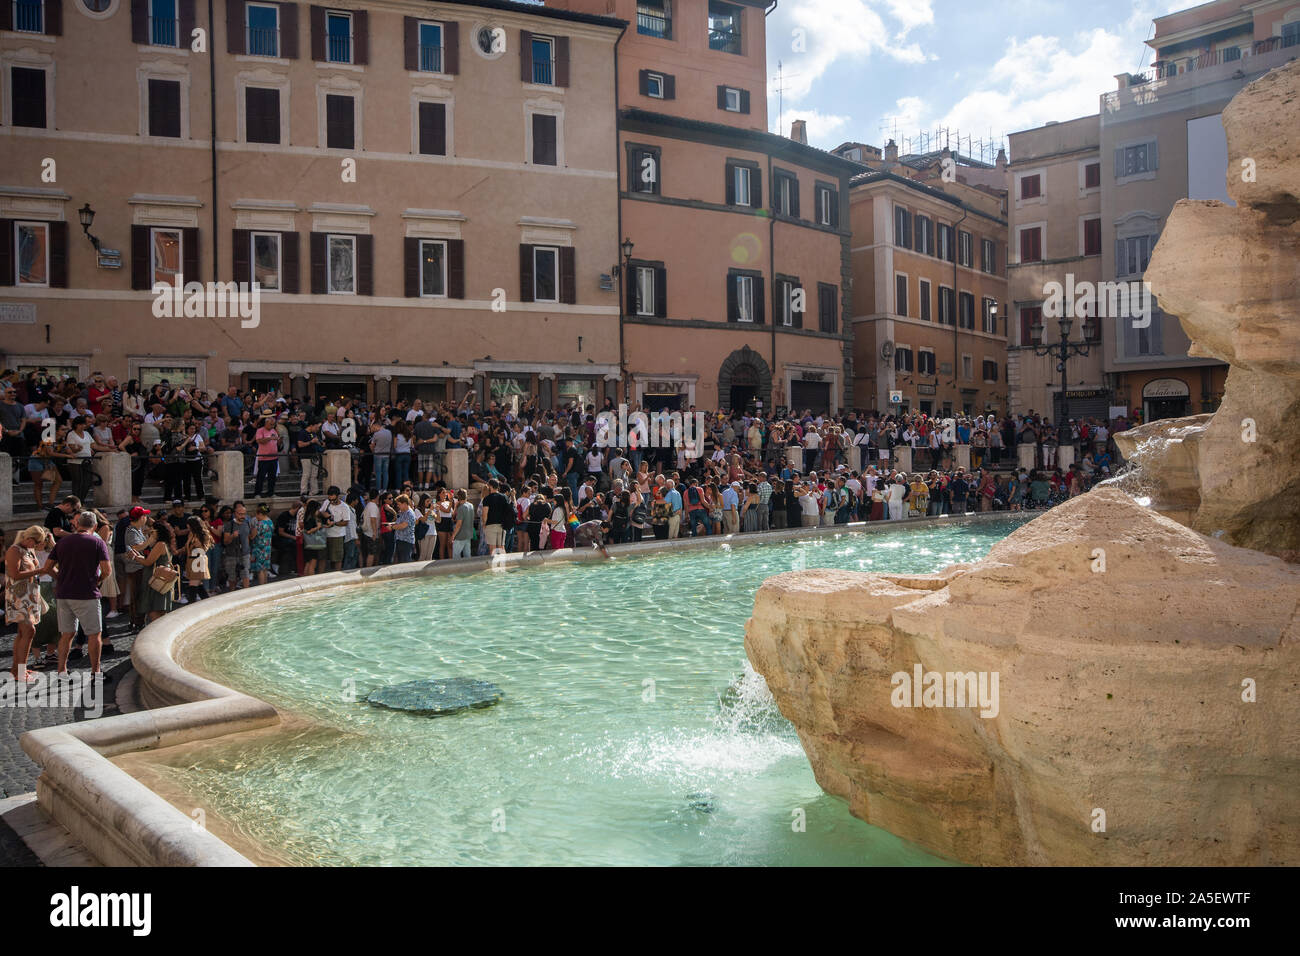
78, 203, 101, 252
611, 237, 634, 276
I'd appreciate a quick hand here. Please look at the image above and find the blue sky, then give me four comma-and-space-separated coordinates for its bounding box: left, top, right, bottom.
764, 0, 1188, 157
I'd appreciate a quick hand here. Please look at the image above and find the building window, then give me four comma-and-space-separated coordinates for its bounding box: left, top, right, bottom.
938, 286, 954, 326
245, 86, 280, 144
1019, 305, 1042, 346
1019, 226, 1042, 263
981, 238, 996, 274
13, 0, 44, 31
14, 221, 48, 286
327, 234, 356, 294
918, 278, 931, 321
418, 22, 443, 72
326, 11, 353, 64
10, 66, 47, 129
149, 0, 178, 47
246, 3, 280, 58
708, 0, 741, 54
735, 274, 754, 322
983, 359, 999, 383
637, 0, 671, 40
961, 354, 973, 379
723, 87, 741, 111
531, 35, 554, 84
531, 112, 557, 165
981, 297, 997, 334
1283, 22, 1300, 47
1019, 174, 1041, 200
630, 146, 660, 194
937, 223, 955, 262
733, 165, 751, 206
147, 78, 182, 138
533, 246, 558, 302
894, 206, 911, 249
774, 171, 798, 217
917, 350, 936, 376
1116, 141, 1158, 177
914, 215, 933, 256
645, 72, 664, 98
250, 231, 281, 291
417, 101, 446, 155
816, 185, 837, 227
817, 283, 837, 333
895, 274, 908, 317
895, 346, 913, 373
1116, 234, 1155, 276
634, 265, 655, 316
958, 230, 972, 267
958, 291, 975, 329
1084, 162, 1101, 189
774, 276, 799, 327
1083, 217, 1102, 256
419, 239, 446, 297
325, 93, 354, 149
151, 227, 183, 286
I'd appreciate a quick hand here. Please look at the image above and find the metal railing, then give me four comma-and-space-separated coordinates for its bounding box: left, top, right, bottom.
247, 26, 279, 57
708, 27, 741, 54
150, 15, 178, 47
532, 57, 554, 85
14, 0, 43, 32
636, 9, 670, 39
327, 33, 352, 64
418, 42, 442, 73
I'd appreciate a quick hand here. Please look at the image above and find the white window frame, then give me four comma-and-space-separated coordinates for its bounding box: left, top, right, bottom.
894, 271, 908, 317
818, 187, 832, 226
1015, 221, 1046, 264
1079, 158, 1101, 195
148, 0, 180, 48
894, 343, 913, 373
235, 68, 290, 145
249, 230, 282, 293
733, 165, 751, 207
533, 245, 559, 303
317, 75, 363, 151
419, 238, 448, 298
530, 35, 555, 86
646, 72, 664, 98
1015, 168, 1046, 206
776, 277, 794, 326
138, 60, 192, 140
150, 226, 184, 286
524, 100, 565, 167
937, 283, 954, 325
917, 348, 936, 377
325, 9, 354, 65
735, 274, 754, 322
981, 297, 997, 334
776, 173, 794, 216
416, 21, 445, 74
14, 220, 50, 287
914, 215, 933, 256
2, 55, 54, 130
245, 2, 281, 59
326, 233, 356, 295
635, 265, 655, 316
936, 222, 952, 261
981, 237, 995, 274
724, 87, 741, 112
957, 230, 972, 268
410, 88, 454, 157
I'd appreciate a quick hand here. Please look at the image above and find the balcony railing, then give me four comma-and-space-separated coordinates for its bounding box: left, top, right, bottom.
532, 57, 554, 85
636, 9, 670, 38
150, 15, 178, 47
419, 42, 442, 73
14, 0, 43, 32
708, 27, 741, 54
247, 26, 279, 57
327, 33, 352, 64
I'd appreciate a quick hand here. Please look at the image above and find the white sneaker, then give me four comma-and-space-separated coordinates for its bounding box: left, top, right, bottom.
105, 611, 121, 619
177, 596, 189, 604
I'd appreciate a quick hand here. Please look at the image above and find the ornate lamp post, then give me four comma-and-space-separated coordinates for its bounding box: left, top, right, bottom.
1030, 314, 1095, 447
614, 238, 634, 404
78, 202, 101, 252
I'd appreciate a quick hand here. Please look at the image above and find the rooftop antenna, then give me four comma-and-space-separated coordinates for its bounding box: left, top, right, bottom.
771, 60, 802, 135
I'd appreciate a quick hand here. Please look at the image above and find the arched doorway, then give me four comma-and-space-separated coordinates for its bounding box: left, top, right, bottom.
717, 346, 772, 415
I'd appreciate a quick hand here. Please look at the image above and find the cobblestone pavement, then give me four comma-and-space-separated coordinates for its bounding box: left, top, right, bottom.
1, 612, 139, 866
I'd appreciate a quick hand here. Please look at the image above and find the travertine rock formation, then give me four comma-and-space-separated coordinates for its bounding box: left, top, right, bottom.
1131, 58, 1300, 557
745, 490, 1300, 865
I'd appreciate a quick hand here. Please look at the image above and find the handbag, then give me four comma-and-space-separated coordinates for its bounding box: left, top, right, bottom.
149, 553, 181, 594
304, 528, 327, 549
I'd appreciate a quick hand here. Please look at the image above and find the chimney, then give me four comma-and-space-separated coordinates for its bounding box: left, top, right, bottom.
790, 119, 807, 144
884, 139, 898, 165
995, 147, 1007, 172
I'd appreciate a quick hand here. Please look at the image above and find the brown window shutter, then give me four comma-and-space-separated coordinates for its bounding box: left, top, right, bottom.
404, 236, 419, 297
519, 244, 534, 302
178, 0, 195, 45
0, 219, 13, 286
716, 85, 726, 109
754, 277, 765, 325
232, 229, 250, 284
404, 17, 418, 71
831, 190, 840, 228
663, 74, 675, 99
653, 267, 666, 318
559, 247, 576, 304
279, 2, 298, 59
45, 0, 61, 35
226, 0, 245, 54
554, 36, 569, 87
129, 0, 146, 43
447, 238, 464, 298
418, 101, 445, 155
726, 274, 737, 322
625, 265, 637, 314
0, 1, 10, 31
791, 179, 800, 218
131, 225, 150, 290
183, 227, 199, 282
750, 168, 761, 209
443, 22, 459, 74
281, 231, 299, 293
519, 30, 532, 82
48, 221, 67, 287
638, 70, 649, 95
353, 10, 368, 64
310, 232, 327, 293
739, 89, 750, 114
310, 5, 325, 61
724, 164, 735, 205
356, 234, 373, 295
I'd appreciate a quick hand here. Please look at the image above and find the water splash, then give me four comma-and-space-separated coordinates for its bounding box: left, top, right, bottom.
715, 662, 790, 736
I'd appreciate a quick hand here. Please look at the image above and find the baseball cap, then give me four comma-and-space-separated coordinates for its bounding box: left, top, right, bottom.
171, 499, 184, 507
129, 506, 151, 518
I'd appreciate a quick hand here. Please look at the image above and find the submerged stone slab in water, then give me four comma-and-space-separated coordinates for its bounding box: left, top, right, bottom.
367, 678, 504, 716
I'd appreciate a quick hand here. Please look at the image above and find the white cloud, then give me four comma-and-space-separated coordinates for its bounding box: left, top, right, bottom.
776, 108, 853, 145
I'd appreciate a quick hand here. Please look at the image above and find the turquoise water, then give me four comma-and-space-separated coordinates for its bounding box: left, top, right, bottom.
158, 519, 1025, 866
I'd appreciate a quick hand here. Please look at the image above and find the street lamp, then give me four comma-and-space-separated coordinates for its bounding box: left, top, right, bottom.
614, 238, 634, 405
1030, 312, 1095, 447
78, 202, 101, 252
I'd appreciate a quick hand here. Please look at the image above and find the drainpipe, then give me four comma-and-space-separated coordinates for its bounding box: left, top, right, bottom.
767, 152, 776, 412
952, 205, 968, 414
613, 21, 627, 406
208, 0, 218, 282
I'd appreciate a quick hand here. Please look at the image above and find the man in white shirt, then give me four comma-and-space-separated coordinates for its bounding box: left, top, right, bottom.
360, 493, 381, 567
322, 486, 352, 571
887, 472, 909, 520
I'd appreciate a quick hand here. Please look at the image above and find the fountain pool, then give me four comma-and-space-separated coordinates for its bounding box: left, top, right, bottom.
127, 518, 1027, 866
